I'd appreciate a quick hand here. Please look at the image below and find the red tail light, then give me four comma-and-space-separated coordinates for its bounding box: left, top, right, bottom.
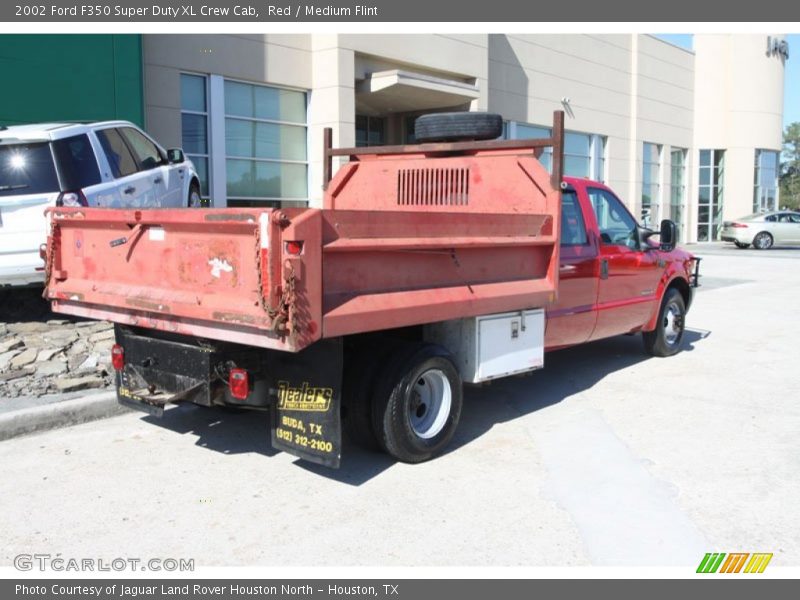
229, 368, 249, 400
285, 240, 304, 255
56, 190, 88, 207
731, 222, 749, 228
111, 344, 125, 371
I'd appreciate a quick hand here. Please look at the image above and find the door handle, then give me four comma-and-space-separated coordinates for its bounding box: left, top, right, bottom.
600, 258, 609, 279
123, 186, 136, 195
153, 177, 163, 184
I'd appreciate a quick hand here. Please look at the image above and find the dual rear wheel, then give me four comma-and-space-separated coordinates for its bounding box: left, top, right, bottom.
343, 341, 462, 463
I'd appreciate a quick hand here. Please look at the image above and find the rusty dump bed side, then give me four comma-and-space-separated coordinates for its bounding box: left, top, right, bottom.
46, 113, 564, 352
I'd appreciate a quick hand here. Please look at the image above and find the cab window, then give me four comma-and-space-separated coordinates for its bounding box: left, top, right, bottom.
587, 188, 639, 249
560, 191, 588, 246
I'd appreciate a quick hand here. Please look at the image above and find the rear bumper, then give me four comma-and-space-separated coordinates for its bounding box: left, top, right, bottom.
114, 325, 271, 413
720, 229, 753, 244
0, 251, 45, 286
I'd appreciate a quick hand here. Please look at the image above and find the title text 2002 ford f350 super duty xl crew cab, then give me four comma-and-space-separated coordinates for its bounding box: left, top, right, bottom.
43, 111, 700, 468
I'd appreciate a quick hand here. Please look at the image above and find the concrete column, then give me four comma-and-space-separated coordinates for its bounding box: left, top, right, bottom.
308, 35, 355, 208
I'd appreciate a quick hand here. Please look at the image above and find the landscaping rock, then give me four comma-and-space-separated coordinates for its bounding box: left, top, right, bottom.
10, 348, 38, 369
43, 329, 79, 346
37, 348, 63, 362
74, 354, 100, 375
0, 367, 35, 382
55, 376, 106, 393
36, 360, 68, 377
0, 350, 22, 371
88, 329, 115, 343
7, 322, 50, 334
68, 353, 89, 371
0, 338, 24, 353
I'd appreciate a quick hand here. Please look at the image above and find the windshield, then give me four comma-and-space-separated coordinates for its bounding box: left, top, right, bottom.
0, 142, 59, 196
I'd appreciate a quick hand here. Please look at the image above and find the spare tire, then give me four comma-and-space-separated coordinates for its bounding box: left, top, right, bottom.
414, 112, 503, 143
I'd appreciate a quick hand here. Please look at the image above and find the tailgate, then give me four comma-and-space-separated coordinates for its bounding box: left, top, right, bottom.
44, 207, 322, 352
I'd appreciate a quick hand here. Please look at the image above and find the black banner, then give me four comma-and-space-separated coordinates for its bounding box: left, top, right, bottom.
2, 0, 800, 22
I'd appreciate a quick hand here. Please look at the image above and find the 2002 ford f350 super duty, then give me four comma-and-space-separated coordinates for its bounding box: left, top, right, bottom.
43, 111, 700, 468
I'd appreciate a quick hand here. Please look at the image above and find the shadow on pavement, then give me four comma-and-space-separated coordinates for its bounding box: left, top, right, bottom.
144, 405, 279, 458
138, 329, 710, 486
0, 285, 86, 323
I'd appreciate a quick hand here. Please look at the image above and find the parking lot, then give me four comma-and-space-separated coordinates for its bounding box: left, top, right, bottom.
0, 244, 798, 567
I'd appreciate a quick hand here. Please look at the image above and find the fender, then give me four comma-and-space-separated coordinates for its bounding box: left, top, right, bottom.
643, 263, 692, 332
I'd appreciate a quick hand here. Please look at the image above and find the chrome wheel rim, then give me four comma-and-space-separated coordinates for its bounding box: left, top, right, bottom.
409, 369, 451, 439
755, 233, 772, 249
663, 302, 683, 346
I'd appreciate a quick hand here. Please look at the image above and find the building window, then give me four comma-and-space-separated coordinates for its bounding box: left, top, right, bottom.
223, 80, 307, 205
697, 149, 725, 242
180, 74, 209, 197
513, 123, 553, 170
670, 148, 687, 240
642, 142, 662, 228
356, 115, 387, 147
754, 149, 779, 213
506, 122, 605, 181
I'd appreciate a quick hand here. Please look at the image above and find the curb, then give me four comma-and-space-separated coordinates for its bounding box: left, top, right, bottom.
0, 391, 131, 442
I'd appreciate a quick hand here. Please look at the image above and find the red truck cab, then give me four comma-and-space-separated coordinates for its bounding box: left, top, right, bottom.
547, 177, 697, 355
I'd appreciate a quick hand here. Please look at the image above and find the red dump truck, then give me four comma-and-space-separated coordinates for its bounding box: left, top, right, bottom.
43, 111, 700, 468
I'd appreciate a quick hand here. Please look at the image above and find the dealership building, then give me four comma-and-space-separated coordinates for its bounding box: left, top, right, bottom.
1, 34, 787, 242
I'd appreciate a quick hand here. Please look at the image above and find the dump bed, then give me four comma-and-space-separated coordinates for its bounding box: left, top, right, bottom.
45, 113, 565, 353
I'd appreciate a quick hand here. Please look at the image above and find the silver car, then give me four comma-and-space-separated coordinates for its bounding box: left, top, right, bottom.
721, 211, 800, 249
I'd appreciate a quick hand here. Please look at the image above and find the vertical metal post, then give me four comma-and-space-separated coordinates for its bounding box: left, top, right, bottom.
323, 127, 333, 190
550, 110, 565, 190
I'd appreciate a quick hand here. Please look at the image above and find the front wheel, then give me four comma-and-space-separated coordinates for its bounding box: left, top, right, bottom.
188, 182, 202, 208
371, 344, 463, 463
643, 288, 686, 357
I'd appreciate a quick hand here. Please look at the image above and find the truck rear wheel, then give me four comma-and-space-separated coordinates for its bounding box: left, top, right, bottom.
643, 288, 686, 357
341, 340, 394, 451
371, 343, 463, 463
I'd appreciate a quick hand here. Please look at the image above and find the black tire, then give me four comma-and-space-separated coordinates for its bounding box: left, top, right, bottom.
341, 340, 395, 451
733, 241, 750, 249
643, 288, 686, 357
371, 343, 463, 463
752, 231, 773, 250
414, 112, 503, 143
188, 181, 202, 208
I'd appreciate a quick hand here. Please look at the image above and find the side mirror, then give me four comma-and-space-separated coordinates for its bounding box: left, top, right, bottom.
638, 219, 678, 251
659, 219, 677, 251
167, 148, 185, 164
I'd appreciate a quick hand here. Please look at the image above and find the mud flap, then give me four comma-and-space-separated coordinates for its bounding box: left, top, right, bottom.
269, 338, 343, 468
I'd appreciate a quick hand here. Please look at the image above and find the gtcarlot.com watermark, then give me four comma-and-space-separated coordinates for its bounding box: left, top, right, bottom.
14, 554, 194, 572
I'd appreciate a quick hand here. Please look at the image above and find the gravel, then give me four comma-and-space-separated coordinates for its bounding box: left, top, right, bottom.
0, 287, 115, 399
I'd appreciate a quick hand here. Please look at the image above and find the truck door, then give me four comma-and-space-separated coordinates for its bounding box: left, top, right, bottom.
586, 187, 661, 341
544, 188, 599, 349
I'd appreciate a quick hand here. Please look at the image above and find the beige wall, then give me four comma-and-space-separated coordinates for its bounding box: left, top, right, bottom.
694, 34, 786, 224
489, 34, 694, 228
